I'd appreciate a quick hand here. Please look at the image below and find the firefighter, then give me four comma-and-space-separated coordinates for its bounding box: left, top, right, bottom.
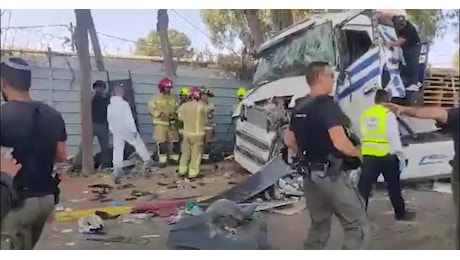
177, 87, 206, 178
237, 87, 247, 101
179, 87, 189, 105
201, 86, 215, 162
148, 78, 180, 165
177, 87, 189, 137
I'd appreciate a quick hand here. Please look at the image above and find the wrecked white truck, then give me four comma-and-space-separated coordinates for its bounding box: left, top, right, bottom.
233, 9, 454, 195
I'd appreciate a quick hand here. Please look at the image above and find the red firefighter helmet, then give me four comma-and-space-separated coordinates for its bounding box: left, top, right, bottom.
158, 77, 173, 92
189, 86, 201, 100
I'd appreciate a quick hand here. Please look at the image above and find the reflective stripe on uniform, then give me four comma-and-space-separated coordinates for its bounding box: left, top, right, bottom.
183, 132, 205, 137
153, 120, 169, 126
361, 142, 390, 151
178, 166, 188, 175
204, 126, 213, 130
169, 154, 179, 162
196, 103, 203, 135
188, 168, 199, 178
360, 104, 390, 157
159, 154, 168, 163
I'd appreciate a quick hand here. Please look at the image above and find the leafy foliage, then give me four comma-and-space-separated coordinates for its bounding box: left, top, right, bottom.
201, 10, 274, 50
216, 50, 256, 81
134, 29, 192, 58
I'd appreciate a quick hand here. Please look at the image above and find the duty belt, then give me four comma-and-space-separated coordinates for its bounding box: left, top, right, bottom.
296, 156, 342, 182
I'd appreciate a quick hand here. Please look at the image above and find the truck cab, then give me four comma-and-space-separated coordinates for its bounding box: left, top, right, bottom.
234, 9, 454, 182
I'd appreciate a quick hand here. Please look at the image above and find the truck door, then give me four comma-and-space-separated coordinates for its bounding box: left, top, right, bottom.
335, 45, 381, 135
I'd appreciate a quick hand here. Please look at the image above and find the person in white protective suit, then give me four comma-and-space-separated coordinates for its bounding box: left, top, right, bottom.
107, 83, 155, 184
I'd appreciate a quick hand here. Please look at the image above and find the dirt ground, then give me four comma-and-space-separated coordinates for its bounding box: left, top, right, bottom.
34, 161, 457, 250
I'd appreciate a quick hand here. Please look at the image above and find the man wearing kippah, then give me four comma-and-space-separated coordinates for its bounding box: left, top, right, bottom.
1, 57, 68, 249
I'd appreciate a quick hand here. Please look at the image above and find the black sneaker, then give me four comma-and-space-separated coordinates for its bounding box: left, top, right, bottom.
395, 211, 416, 221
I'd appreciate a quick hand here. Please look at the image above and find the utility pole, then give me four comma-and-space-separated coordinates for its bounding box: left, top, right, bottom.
74, 9, 94, 174
84, 10, 105, 71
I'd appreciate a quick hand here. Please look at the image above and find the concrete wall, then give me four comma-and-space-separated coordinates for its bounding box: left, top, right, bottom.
3, 54, 246, 155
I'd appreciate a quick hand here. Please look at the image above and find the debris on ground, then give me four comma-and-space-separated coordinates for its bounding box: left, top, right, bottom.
205, 199, 257, 233
108, 201, 123, 206
167, 211, 184, 225
78, 215, 104, 234
84, 235, 149, 245
55, 205, 73, 212
132, 199, 190, 213
141, 234, 160, 239
185, 201, 204, 216
167, 199, 269, 250
271, 200, 306, 216
223, 171, 234, 179
94, 210, 120, 220
117, 183, 136, 190
68, 198, 87, 203
253, 199, 299, 212
121, 213, 154, 224
60, 229, 73, 233
432, 182, 452, 194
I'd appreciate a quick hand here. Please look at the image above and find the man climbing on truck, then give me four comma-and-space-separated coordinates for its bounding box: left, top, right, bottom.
379, 13, 422, 92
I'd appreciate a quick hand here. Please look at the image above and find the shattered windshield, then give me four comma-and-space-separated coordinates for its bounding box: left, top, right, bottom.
253, 22, 336, 85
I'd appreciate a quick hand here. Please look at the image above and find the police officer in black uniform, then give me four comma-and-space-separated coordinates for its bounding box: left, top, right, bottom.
284, 61, 369, 250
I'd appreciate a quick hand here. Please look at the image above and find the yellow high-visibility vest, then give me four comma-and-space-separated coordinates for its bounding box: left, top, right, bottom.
360, 104, 391, 157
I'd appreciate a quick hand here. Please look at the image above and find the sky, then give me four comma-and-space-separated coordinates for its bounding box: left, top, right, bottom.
1, 9, 458, 67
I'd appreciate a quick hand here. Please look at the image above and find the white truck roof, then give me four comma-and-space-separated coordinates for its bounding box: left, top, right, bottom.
258, 9, 407, 54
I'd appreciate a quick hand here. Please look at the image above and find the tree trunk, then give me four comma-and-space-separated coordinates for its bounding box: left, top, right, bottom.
244, 9, 265, 50
271, 10, 294, 32
84, 10, 105, 71
157, 9, 176, 77
74, 9, 94, 174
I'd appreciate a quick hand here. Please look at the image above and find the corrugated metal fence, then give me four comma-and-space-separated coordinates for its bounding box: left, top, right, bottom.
11, 55, 246, 156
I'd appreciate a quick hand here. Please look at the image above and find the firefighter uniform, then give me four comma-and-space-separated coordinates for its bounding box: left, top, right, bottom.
201, 86, 215, 161
204, 102, 215, 143
178, 88, 206, 178
178, 87, 190, 136
148, 84, 180, 165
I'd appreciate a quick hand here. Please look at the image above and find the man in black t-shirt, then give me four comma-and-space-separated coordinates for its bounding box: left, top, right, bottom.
385, 103, 459, 249
386, 15, 422, 91
72, 80, 110, 170
284, 61, 369, 250
0, 58, 68, 249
